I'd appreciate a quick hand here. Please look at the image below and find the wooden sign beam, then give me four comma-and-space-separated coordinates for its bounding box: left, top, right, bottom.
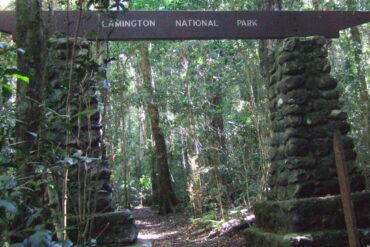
0, 11, 369, 41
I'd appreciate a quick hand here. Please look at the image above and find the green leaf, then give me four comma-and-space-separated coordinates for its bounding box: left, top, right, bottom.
63, 123, 73, 132
0, 199, 17, 213
2, 83, 13, 99
71, 109, 98, 119
12, 73, 29, 83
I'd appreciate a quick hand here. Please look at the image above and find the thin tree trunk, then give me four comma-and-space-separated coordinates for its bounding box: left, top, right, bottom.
139, 43, 177, 214
118, 89, 130, 207
207, 78, 227, 218
181, 43, 204, 216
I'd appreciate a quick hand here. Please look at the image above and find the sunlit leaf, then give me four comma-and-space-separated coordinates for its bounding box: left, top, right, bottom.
12, 73, 29, 83
27, 131, 38, 138
17, 48, 26, 54
71, 109, 98, 118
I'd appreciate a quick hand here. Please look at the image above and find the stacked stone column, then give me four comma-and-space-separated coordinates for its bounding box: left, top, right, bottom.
46, 38, 137, 245
267, 37, 365, 200
244, 37, 369, 247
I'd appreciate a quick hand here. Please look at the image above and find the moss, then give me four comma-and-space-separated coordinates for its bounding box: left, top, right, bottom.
254, 192, 370, 233
244, 227, 291, 247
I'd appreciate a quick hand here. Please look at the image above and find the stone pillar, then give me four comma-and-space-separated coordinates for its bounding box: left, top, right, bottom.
244, 37, 370, 247
267, 37, 365, 200
47, 38, 137, 245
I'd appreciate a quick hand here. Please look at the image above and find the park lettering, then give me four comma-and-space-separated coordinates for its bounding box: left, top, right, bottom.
175, 19, 219, 27
237, 19, 258, 27
102, 19, 156, 28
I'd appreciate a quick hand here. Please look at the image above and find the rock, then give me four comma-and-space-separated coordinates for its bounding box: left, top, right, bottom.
318, 75, 337, 90
282, 104, 304, 115
321, 89, 339, 100
284, 115, 305, 128
283, 128, 312, 142
284, 156, 316, 170
283, 90, 309, 105
281, 61, 305, 75
278, 52, 296, 65
288, 169, 312, 184
312, 165, 337, 181
280, 76, 305, 94
306, 111, 328, 125
313, 179, 340, 196
284, 138, 310, 157
93, 210, 138, 245
328, 110, 347, 120
312, 138, 332, 157
290, 182, 315, 198
318, 155, 335, 168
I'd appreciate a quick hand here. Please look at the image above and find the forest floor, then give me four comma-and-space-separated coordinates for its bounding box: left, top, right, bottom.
130, 207, 248, 247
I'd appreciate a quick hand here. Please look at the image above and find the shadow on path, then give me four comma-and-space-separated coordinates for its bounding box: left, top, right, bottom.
131, 207, 247, 247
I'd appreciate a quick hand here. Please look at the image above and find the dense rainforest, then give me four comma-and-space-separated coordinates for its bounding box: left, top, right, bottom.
0, 0, 369, 246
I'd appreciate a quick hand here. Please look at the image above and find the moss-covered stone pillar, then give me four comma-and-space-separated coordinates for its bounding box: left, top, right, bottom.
244, 37, 370, 247
47, 38, 137, 245
267, 37, 365, 200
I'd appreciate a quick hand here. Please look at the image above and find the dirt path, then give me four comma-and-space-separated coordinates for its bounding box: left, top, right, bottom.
132, 207, 247, 247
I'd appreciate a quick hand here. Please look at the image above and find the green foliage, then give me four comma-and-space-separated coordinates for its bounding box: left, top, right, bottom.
190, 209, 223, 229
139, 175, 151, 191
87, 0, 131, 10
0, 43, 29, 103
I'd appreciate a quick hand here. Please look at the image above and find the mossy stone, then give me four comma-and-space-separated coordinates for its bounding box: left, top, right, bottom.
321, 89, 339, 100
306, 111, 328, 125
280, 76, 305, 94
284, 156, 316, 170
284, 137, 310, 157
281, 61, 305, 75
278, 52, 296, 65
318, 75, 337, 90
284, 115, 305, 128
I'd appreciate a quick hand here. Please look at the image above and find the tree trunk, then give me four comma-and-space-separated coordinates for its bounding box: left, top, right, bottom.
13, 0, 47, 239
118, 89, 130, 208
207, 78, 227, 218
259, 0, 282, 76
15, 0, 45, 175
139, 43, 177, 214
181, 43, 204, 216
